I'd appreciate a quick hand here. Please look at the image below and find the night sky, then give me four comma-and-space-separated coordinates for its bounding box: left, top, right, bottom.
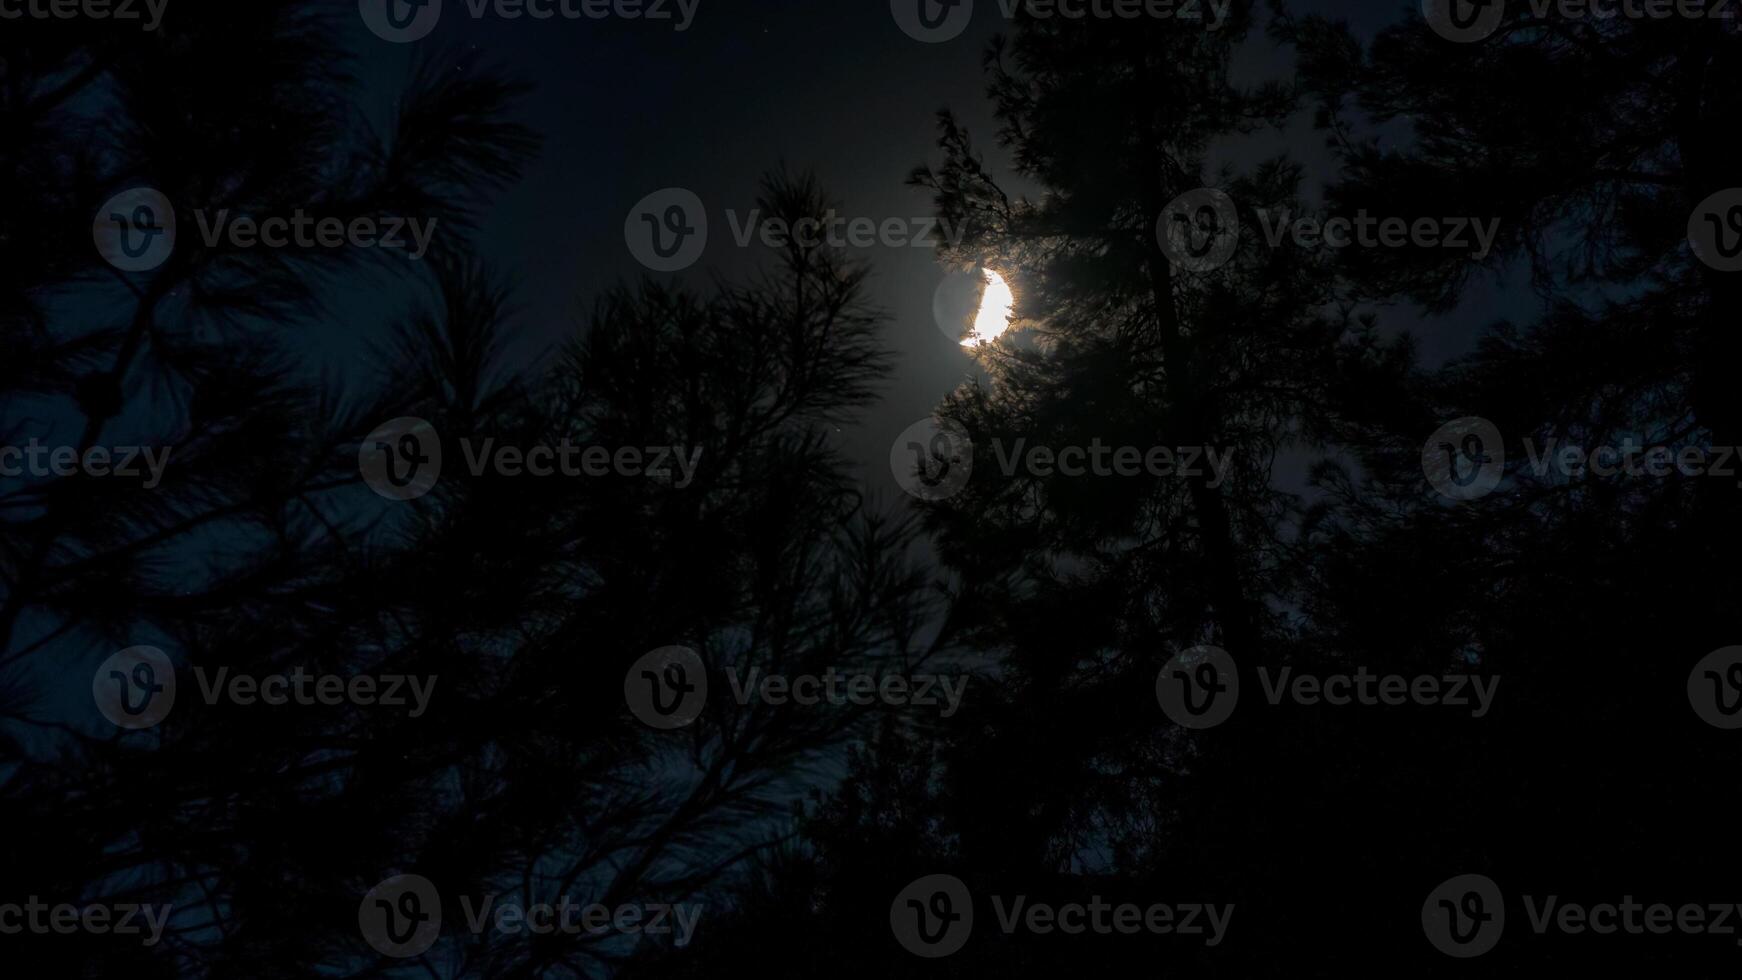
338, 0, 1523, 504
16, 3, 1742, 973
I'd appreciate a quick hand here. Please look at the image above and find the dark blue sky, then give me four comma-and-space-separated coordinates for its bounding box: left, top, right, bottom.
343, 0, 1530, 502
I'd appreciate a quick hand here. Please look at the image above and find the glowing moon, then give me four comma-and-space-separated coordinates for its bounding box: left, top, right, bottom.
963, 268, 1013, 346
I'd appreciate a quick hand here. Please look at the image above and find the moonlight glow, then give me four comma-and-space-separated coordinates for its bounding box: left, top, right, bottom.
963, 268, 1014, 346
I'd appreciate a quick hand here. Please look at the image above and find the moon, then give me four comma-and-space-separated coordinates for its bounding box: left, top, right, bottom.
962, 268, 1013, 347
